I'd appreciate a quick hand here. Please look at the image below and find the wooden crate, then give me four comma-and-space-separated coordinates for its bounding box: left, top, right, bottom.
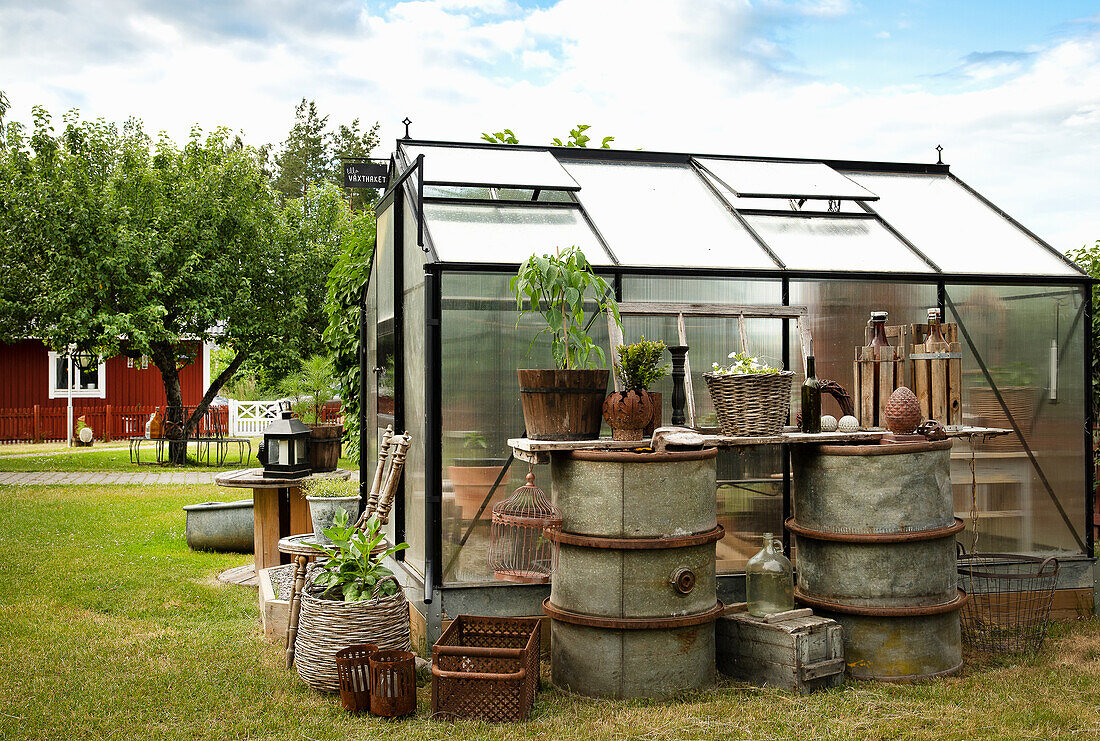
854, 329, 905, 428
910, 322, 962, 425
717, 609, 845, 694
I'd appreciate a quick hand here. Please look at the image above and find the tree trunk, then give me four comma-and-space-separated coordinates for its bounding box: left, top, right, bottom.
152, 341, 252, 466
151, 342, 187, 465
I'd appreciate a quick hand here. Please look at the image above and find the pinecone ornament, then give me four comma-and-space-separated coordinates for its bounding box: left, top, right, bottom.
884, 387, 922, 434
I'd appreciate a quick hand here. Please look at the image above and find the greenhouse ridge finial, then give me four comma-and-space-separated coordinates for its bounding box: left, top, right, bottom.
936, 144, 943, 165
402, 117, 412, 139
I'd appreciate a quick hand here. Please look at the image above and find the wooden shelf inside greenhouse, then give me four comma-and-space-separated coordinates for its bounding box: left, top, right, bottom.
509, 426, 1011, 463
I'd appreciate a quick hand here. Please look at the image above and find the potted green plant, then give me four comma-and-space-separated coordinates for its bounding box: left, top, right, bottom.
294, 510, 412, 692
603, 337, 668, 440
511, 246, 621, 440
303, 477, 360, 546
448, 432, 509, 520
281, 354, 343, 472
704, 351, 794, 436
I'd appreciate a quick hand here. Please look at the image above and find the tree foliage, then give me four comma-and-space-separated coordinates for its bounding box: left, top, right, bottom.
323, 209, 377, 464
0, 98, 352, 462
482, 123, 614, 148
1066, 240, 1100, 414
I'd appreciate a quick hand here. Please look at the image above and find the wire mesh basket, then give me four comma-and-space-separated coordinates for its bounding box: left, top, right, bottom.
957, 552, 1059, 655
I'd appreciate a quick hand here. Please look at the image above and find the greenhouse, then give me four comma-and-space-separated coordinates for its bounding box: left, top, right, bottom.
363, 138, 1094, 643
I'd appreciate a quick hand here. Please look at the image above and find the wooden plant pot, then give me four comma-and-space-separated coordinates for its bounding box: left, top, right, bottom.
448, 463, 509, 520
307, 423, 343, 472
602, 390, 655, 441
517, 369, 609, 441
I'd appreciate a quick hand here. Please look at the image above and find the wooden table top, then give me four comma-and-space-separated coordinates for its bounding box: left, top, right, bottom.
214, 467, 352, 490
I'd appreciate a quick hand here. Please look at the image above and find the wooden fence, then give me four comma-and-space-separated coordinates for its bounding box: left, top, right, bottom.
0, 402, 343, 443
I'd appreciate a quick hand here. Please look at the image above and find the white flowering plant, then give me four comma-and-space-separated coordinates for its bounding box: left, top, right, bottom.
710, 351, 779, 375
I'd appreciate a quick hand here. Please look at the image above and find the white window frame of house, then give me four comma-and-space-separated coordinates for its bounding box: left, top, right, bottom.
46, 351, 107, 399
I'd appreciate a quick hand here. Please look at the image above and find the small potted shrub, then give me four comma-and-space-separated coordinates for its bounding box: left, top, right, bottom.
294, 511, 412, 693
603, 337, 668, 440
448, 432, 509, 520
704, 351, 794, 436
303, 477, 360, 546
511, 246, 621, 440
282, 354, 343, 472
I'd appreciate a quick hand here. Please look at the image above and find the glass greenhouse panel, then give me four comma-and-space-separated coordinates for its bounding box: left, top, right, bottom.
440, 272, 611, 585
946, 284, 1087, 556
403, 144, 580, 190
424, 202, 610, 264
697, 158, 878, 201
562, 160, 778, 269
843, 172, 1081, 276
699, 170, 865, 214
744, 214, 934, 273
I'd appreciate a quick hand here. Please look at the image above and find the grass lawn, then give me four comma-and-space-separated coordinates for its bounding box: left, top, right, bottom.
1, 482, 1099, 740
0, 442, 356, 473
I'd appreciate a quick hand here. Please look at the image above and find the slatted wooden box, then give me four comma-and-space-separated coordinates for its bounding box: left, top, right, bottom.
717, 610, 845, 694
909, 322, 962, 425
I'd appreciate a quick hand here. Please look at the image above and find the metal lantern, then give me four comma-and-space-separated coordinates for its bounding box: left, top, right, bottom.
257, 404, 311, 478
74, 349, 98, 372
488, 469, 562, 584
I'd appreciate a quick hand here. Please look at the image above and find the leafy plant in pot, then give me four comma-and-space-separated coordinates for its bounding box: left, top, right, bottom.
303, 477, 360, 546
511, 246, 621, 440
281, 354, 343, 472
448, 432, 509, 520
307, 510, 409, 600
604, 337, 668, 441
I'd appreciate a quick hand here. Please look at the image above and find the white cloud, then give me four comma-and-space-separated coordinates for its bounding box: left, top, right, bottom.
875, 30, 890, 39
1, 0, 1097, 251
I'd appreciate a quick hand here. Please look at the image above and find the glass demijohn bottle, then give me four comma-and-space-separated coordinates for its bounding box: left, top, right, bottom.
745, 532, 794, 617
927, 307, 948, 345
869, 311, 890, 347
801, 355, 822, 434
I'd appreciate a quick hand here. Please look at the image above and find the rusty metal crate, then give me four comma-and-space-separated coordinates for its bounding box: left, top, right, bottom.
431, 615, 541, 722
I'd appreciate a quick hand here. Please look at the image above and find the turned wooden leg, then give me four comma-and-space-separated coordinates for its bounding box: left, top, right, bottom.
285, 554, 309, 669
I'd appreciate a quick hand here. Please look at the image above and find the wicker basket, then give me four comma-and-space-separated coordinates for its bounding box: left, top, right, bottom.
431, 615, 541, 722
295, 576, 411, 693
703, 371, 794, 436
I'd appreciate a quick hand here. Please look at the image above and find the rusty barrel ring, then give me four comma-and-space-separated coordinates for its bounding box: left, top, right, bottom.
785, 517, 965, 543
543, 598, 725, 629
547, 524, 724, 550
564, 448, 718, 463
795, 588, 970, 617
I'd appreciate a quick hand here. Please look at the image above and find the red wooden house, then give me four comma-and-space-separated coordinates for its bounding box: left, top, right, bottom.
0, 339, 211, 441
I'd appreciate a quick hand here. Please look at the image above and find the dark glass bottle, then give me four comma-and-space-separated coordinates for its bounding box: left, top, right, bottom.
927, 308, 947, 345
869, 311, 890, 347
801, 355, 822, 433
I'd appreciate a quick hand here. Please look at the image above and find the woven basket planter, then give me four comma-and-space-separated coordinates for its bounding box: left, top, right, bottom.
703, 371, 794, 436
296, 577, 411, 693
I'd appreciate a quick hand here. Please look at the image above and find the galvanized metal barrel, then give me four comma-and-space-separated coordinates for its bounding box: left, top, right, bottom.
790, 439, 967, 681
545, 448, 722, 698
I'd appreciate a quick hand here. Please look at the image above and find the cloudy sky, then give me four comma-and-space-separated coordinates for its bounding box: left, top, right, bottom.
2, 0, 1098, 252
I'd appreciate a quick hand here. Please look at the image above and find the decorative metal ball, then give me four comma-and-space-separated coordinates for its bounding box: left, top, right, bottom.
821, 415, 838, 432
838, 415, 859, 433
884, 387, 922, 434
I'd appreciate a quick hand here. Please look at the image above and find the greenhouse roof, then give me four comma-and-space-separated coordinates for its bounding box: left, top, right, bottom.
383, 140, 1087, 281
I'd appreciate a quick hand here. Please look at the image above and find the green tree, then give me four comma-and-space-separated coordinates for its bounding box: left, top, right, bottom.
323, 209, 377, 464
481, 123, 614, 148
1066, 240, 1100, 416
0, 101, 352, 462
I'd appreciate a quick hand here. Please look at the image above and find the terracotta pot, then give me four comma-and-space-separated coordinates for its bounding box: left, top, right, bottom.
602, 390, 655, 441
517, 369, 609, 440
308, 423, 343, 472
643, 392, 663, 437
449, 464, 509, 520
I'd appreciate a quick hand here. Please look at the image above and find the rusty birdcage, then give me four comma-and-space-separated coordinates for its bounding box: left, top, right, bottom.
488, 469, 562, 584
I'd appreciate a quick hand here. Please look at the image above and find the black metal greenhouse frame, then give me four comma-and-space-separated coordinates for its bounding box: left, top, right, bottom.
362, 139, 1096, 613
